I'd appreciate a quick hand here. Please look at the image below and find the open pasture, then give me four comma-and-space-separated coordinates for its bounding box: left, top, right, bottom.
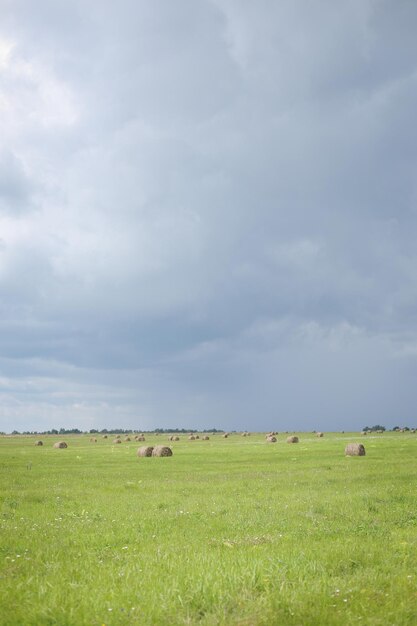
1, 431, 417, 625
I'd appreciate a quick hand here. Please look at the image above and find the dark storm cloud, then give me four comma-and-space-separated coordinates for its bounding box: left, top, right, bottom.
1, 0, 417, 431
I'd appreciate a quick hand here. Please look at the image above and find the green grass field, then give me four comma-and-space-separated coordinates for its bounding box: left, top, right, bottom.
1, 432, 416, 625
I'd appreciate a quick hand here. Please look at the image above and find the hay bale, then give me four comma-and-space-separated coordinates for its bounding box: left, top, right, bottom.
316, 432, 324, 438
124, 437, 131, 442
172, 436, 180, 441
195, 435, 200, 439
35, 440, 43, 446
345, 443, 366, 456
137, 435, 145, 441
113, 438, 122, 444
188, 435, 196, 440
53, 441, 68, 449
102, 435, 108, 439
152, 445, 173, 457
266, 436, 277, 443
222, 433, 229, 438
137, 446, 154, 457
90, 437, 97, 442
202, 436, 210, 440
361, 431, 367, 436
286, 436, 299, 444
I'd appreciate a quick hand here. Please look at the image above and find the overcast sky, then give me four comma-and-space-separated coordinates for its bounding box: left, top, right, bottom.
1, 0, 417, 433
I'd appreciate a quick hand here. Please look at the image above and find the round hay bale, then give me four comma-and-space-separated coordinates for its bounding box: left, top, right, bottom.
113, 438, 122, 444
53, 441, 68, 449
137, 435, 145, 441
137, 446, 154, 457
152, 445, 173, 457
222, 433, 229, 438
195, 435, 200, 439
345, 443, 366, 456
316, 432, 324, 438
124, 437, 131, 442
188, 435, 196, 440
361, 431, 367, 436
202, 436, 210, 440
286, 436, 299, 444
102, 435, 108, 439
34, 440, 43, 446
266, 436, 277, 443
172, 436, 180, 441
90, 437, 97, 442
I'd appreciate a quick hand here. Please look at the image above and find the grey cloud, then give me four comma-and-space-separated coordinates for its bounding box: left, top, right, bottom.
0, 1, 417, 431
0, 150, 37, 214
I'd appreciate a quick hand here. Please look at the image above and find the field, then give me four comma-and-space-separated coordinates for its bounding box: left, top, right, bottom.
1, 431, 417, 626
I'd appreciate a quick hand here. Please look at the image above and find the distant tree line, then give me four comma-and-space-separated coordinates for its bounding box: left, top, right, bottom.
8, 427, 224, 435
362, 425, 415, 432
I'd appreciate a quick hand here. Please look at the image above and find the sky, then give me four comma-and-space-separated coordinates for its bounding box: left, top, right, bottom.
1, 0, 417, 433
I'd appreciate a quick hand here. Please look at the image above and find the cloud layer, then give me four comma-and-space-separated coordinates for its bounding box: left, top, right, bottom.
1, 0, 417, 431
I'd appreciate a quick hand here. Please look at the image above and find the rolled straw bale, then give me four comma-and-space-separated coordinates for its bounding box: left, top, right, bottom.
345, 443, 366, 456
152, 445, 173, 457
137, 446, 154, 457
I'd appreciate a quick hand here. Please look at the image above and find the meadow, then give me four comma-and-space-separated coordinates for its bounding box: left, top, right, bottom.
0, 431, 416, 626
